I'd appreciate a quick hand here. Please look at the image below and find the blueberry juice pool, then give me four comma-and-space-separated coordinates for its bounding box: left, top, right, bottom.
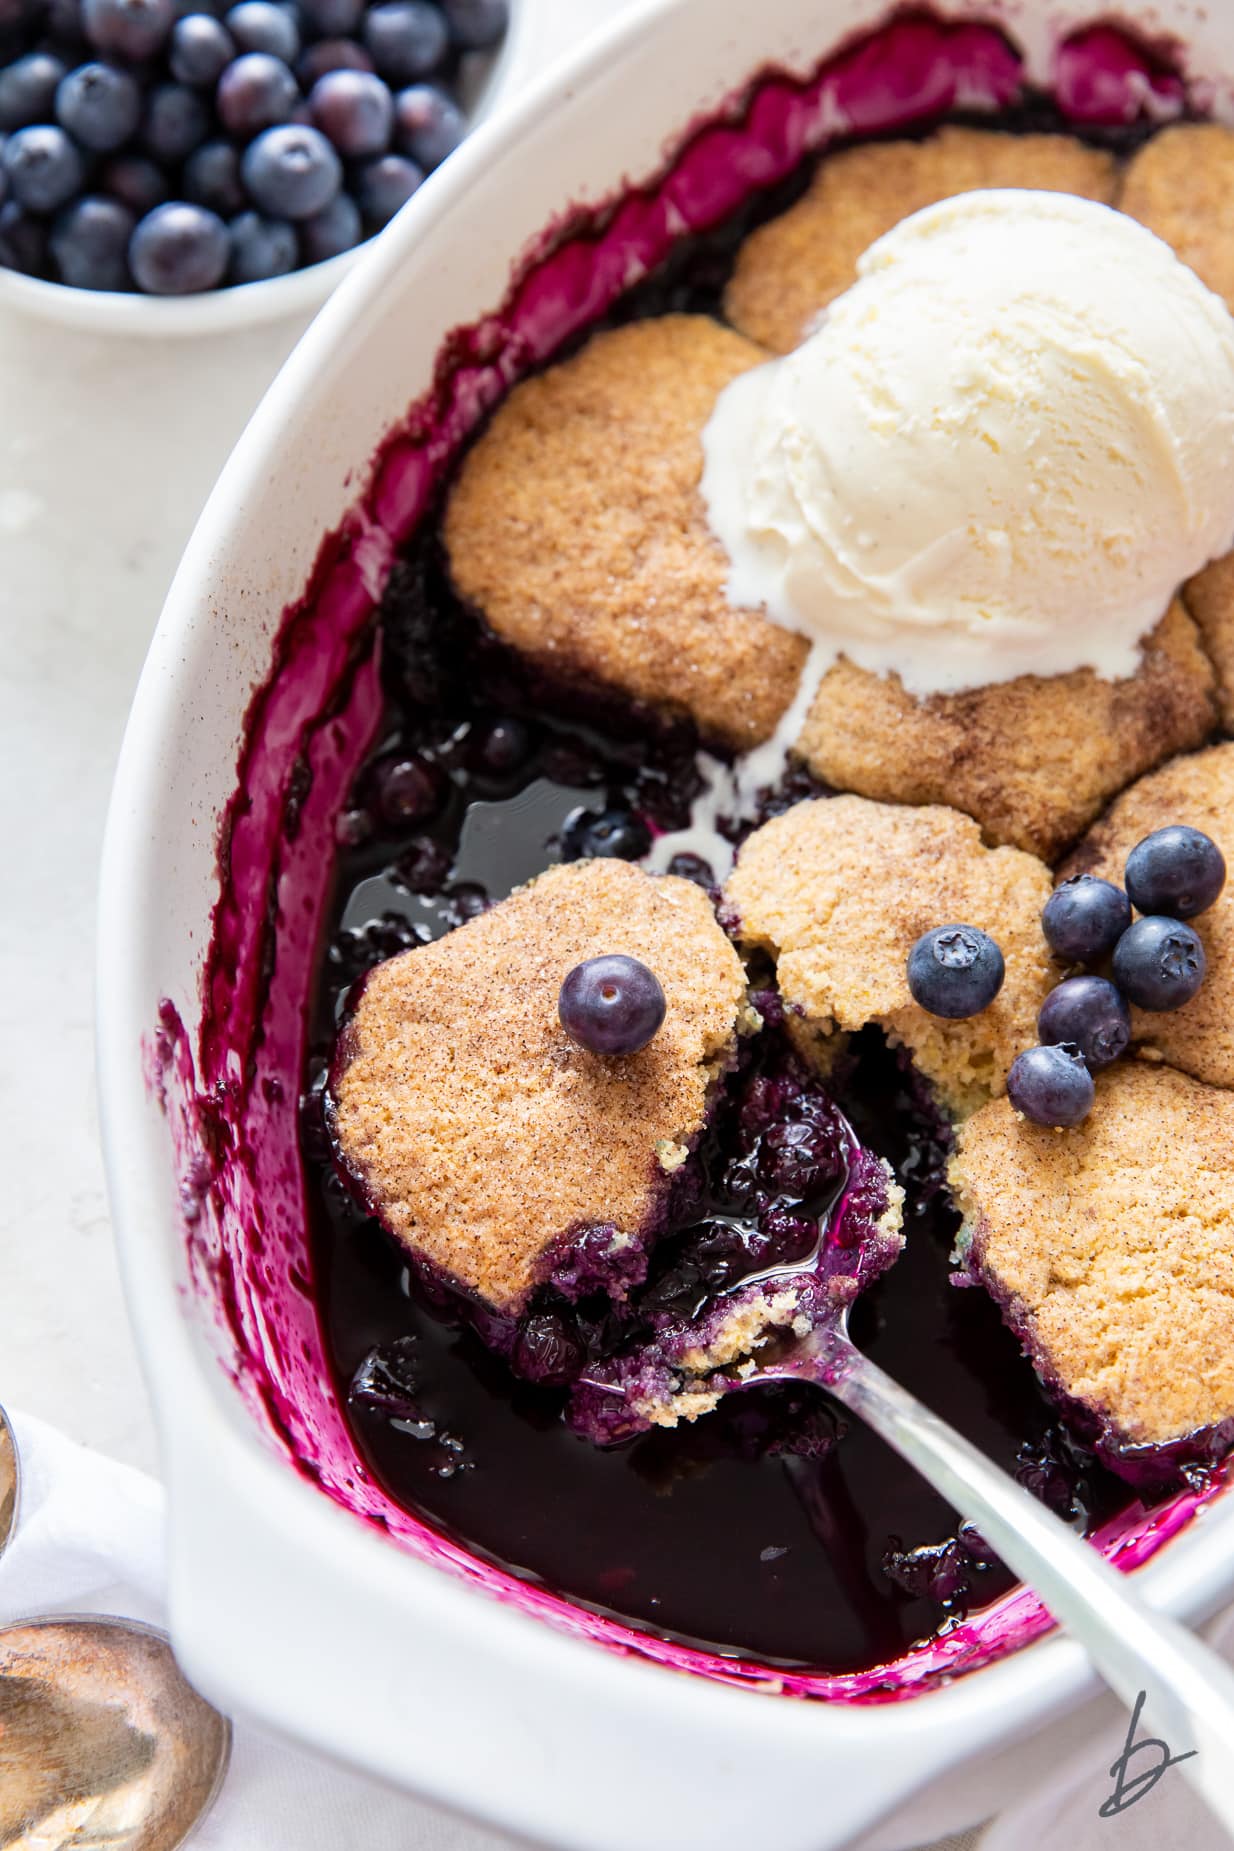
299, 83, 1191, 1677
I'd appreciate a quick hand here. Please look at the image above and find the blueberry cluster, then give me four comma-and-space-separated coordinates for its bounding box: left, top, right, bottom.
0, 0, 506, 292
1011, 824, 1224, 1127
905, 825, 1225, 1129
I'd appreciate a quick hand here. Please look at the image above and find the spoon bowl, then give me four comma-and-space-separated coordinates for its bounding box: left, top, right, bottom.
0, 1614, 231, 1851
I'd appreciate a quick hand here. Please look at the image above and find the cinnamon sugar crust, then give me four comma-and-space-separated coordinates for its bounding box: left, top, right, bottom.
1184, 550, 1234, 731
950, 1062, 1234, 1448
726, 796, 1054, 1117
1062, 742, 1234, 1090
793, 600, 1217, 862
1119, 122, 1234, 319
444, 315, 809, 751
724, 126, 1117, 355
329, 858, 748, 1313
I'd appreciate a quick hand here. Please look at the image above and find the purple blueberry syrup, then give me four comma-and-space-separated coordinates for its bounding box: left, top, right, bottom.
151, 13, 1230, 1696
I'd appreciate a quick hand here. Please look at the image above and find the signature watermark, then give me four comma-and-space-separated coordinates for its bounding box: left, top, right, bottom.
1099, 1690, 1196, 1818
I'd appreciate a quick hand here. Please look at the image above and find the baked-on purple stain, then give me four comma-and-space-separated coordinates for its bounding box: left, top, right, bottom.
147, 12, 1230, 1700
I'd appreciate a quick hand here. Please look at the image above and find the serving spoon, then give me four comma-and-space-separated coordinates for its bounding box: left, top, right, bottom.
743, 1299, 1234, 1832
0, 1404, 231, 1851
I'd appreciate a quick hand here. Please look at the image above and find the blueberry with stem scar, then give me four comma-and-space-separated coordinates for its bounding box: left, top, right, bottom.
1111, 916, 1206, 1011
1037, 975, 1130, 1070
558, 954, 665, 1057
907, 924, 1004, 1019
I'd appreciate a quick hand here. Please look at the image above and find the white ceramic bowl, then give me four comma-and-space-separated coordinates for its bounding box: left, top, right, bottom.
0, 0, 608, 335
98, 3, 1234, 1846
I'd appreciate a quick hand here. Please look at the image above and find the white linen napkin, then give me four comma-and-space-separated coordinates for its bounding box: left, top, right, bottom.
0, 1410, 523, 1851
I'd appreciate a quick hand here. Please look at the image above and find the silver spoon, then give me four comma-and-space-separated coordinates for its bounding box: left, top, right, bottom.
744, 1305, 1234, 1832
0, 1407, 231, 1851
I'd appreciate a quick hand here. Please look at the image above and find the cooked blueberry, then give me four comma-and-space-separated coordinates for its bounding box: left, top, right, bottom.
1111, 916, 1206, 1011
308, 69, 392, 155
298, 0, 361, 29
182, 137, 244, 211
100, 152, 169, 212
441, 0, 506, 48
665, 852, 715, 888
906, 924, 1005, 1019
758, 1118, 840, 1199
563, 807, 651, 862
1124, 825, 1226, 921
393, 81, 463, 168
242, 122, 341, 218
297, 186, 360, 260
216, 50, 298, 137
50, 192, 134, 285
373, 752, 441, 824
0, 52, 67, 131
353, 149, 421, 224
558, 953, 666, 1057
0, 197, 47, 271
362, 1, 447, 83
225, 0, 297, 60
128, 199, 228, 291
82, 0, 173, 57
227, 205, 295, 279
142, 81, 210, 160
1006, 1043, 1094, 1128
474, 715, 529, 773
1037, 975, 1130, 1070
55, 61, 141, 150
1041, 872, 1131, 965
3, 124, 84, 212
169, 12, 235, 84
511, 1312, 584, 1386
296, 37, 373, 84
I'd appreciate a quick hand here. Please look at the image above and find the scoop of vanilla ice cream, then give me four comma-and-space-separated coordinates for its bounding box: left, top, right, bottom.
702, 189, 1234, 696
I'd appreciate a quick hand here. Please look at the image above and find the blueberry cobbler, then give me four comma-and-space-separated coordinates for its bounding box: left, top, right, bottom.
160, 17, 1234, 1684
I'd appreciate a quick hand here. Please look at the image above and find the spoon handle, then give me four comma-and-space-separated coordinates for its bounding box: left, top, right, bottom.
825, 1341, 1234, 1832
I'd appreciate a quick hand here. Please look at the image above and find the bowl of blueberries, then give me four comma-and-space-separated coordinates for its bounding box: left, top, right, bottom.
0, 0, 517, 328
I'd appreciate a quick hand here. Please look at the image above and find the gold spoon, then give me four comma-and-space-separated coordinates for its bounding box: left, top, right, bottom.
0, 1406, 231, 1850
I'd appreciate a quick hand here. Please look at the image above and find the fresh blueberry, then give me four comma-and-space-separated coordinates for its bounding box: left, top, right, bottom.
393, 81, 463, 169
169, 12, 235, 84
563, 807, 650, 862
0, 197, 47, 271
100, 152, 169, 212
182, 136, 244, 211
1111, 916, 1206, 1012
1037, 975, 1130, 1070
225, 0, 298, 60
906, 924, 1005, 1019
55, 61, 142, 150
215, 50, 298, 137
297, 185, 360, 259
373, 752, 441, 825
82, 0, 173, 58
297, 0, 361, 32
242, 121, 341, 217
49, 191, 134, 285
128, 198, 228, 290
227, 204, 294, 278
665, 851, 715, 888
308, 69, 392, 155
1007, 1043, 1094, 1128
353, 148, 421, 224
0, 52, 67, 131
1041, 872, 1131, 965
558, 953, 666, 1057
1124, 825, 1226, 921
362, 1, 447, 83
474, 715, 529, 774
441, 0, 506, 49
296, 37, 374, 84
142, 81, 210, 160
2, 124, 84, 212
511, 1311, 584, 1386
